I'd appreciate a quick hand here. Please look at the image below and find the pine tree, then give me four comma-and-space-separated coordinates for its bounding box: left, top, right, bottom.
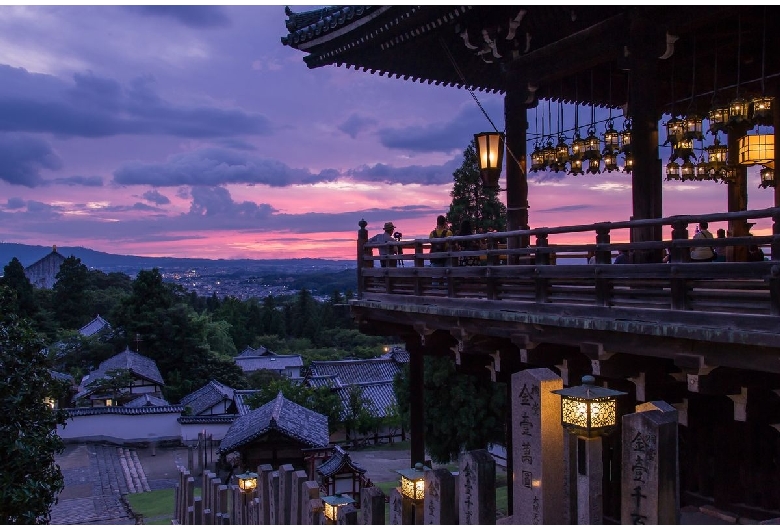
447, 140, 507, 234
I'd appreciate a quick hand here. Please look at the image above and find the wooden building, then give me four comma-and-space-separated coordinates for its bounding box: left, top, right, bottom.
281, 5, 780, 521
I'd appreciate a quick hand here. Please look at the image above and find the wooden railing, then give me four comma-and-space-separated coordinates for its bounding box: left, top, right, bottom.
356, 208, 780, 318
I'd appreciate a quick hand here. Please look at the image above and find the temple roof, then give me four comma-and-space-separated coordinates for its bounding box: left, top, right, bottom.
218, 391, 329, 454
308, 358, 403, 387
281, 6, 780, 113
79, 315, 111, 337
125, 393, 170, 408
76, 347, 164, 399
179, 380, 235, 416
316, 445, 367, 478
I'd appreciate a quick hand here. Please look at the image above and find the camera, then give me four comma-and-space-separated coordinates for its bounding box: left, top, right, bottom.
393, 231, 402, 241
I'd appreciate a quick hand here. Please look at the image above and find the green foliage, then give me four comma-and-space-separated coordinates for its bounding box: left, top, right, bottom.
84, 368, 135, 405
0, 286, 68, 524
1, 258, 37, 319
447, 140, 507, 234
244, 379, 342, 433
393, 356, 506, 464
52, 256, 92, 330
342, 385, 381, 442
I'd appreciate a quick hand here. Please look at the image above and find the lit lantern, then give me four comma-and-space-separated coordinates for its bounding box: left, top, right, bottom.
682, 114, 703, 141
541, 138, 557, 167
719, 165, 739, 184
322, 492, 356, 523
623, 154, 634, 173
738, 134, 774, 166
673, 138, 694, 161
759, 165, 775, 189
665, 160, 680, 181
680, 160, 696, 181
530, 142, 546, 172
569, 158, 584, 176
729, 96, 750, 124
551, 375, 626, 438
707, 138, 728, 170
695, 156, 710, 181
603, 120, 620, 154
474, 132, 505, 187
602, 151, 619, 173
586, 159, 601, 175
620, 119, 632, 154
707, 104, 730, 134
583, 127, 601, 161
554, 135, 570, 168
571, 133, 586, 161
751, 96, 774, 125
665, 117, 684, 146
396, 462, 429, 501
236, 471, 258, 493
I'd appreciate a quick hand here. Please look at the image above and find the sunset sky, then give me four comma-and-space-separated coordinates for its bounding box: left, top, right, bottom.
0, 5, 774, 261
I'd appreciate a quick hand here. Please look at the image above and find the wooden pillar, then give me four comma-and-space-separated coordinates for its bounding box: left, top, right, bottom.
408, 334, 425, 466
505, 83, 531, 261
773, 81, 780, 260
728, 122, 750, 262
357, 219, 368, 299
628, 17, 662, 264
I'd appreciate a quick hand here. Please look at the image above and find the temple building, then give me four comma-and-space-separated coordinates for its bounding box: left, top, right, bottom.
24, 245, 66, 289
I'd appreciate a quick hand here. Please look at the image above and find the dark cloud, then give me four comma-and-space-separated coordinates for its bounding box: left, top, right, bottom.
176, 187, 191, 200
5, 197, 26, 210
189, 186, 277, 219
536, 204, 592, 214
114, 147, 318, 187
214, 138, 258, 151
338, 113, 378, 139
100, 202, 165, 213
0, 66, 272, 139
51, 175, 104, 187
142, 189, 171, 205
0, 134, 63, 187
347, 157, 460, 185
126, 6, 231, 28
377, 101, 504, 154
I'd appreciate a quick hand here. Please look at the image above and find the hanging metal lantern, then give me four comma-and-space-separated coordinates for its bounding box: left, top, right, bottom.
586, 158, 601, 175
530, 142, 546, 172
751, 96, 774, 126
620, 118, 632, 154
474, 132, 505, 187
665, 117, 684, 146
719, 165, 739, 184
571, 133, 586, 161
552, 135, 570, 173
729, 96, 750, 124
706, 137, 728, 171
665, 160, 680, 181
603, 120, 620, 154
682, 114, 704, 141
680, 160, 696, 181
623, 153, 633, 173
759, 165, 775, 188
707, 104, 730, 134
695, 156, 711, 181
569, 158, 584, 176
583, 126, 601, 161
673, 138, 694, 161
602, 150, 619, 173
542, 137, 557, 167
738, 134, 774, 166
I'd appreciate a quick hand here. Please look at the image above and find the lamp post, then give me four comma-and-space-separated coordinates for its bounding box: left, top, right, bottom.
552, 375, 626, 524
322, 492, 356, 524
396, 462, 430, 524
236, 470, 258, 525
474, 132, 505, 188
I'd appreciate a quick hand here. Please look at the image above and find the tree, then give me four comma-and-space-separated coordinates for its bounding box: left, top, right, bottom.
244, 379, 342, 433
393, 355, 505, 464
342, 385, 381, 444
0, 286, 68, 523
84, 368, 135, 405
51, 256, 92, 330
447, 140, 507, 234
1, 258, 37, 320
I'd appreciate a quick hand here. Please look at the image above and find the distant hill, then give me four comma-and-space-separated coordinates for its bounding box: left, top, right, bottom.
0, 242, 355, 275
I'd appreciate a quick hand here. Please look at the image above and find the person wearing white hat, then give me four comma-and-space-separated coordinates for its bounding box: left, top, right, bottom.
368, 221, 399, 267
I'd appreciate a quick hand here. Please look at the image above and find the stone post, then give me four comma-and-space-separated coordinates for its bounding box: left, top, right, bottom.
621, 401, 680, 525
389, 487, 404, 525
193, 497, 203, 525
423, 468, 457, 524
278, 464, 294, 525
217, 484, 228, 524
308, 498, 324, 525
196, 432, 204, 476
562, 431, 578, 524
257, 464, 273, 525
459, 449, 496, 525
187, 445, 194, 473
184, 476, 195, 524
577, 436, 603, 524
360, 485, 387, 525
303, 480, 321, 525
290, 469, 309, 525
337, 504, 359, 524
268, 471, 279, 525
231, 485, 243, 525
172, 483, 180, 524
511, 368, 565, 524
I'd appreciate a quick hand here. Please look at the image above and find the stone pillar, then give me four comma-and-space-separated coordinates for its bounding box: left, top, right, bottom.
196, 432, 204, 475
337, 504, 359, 525
577, 436, 603, 524
193, 497, 203, 525
303, 480, 321, 525
360, 485, 386, 525
562, 431, 578, 525
187, 446, 194, 473
217, 484, 228, 523
511, 368, 565, 524
389, 487, 404, 525
308, 498, 324, 525
268, 470, 279, 525
290, 469, 309, 525
184, 475, 195, 524
621, 401, 680, 525
424, 468, 456, 525
278, 463, 294, 525
257, 464, 273, 525
459, 449, 496, 525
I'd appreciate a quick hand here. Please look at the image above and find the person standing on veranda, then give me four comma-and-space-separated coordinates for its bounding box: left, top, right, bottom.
368, 222, 399, 267
690, 221, 716, 263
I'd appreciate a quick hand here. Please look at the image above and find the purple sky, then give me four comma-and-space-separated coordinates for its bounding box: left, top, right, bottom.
0, 5, 773, 260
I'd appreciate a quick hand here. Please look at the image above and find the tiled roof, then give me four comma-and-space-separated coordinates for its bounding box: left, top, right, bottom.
178, 415, 239, 425
335, 381, 398, 420
65, 405, 184, 417
179, 380, 235, 416
233, 389, 262, 416
125, 394, 170, 408
236, 345, 275, 358
235, 354, 303, 373
75, 347, 164, 399
306, 375, 337, 389
219, 392, 329, 454
317, 445, 367, 477
281, 6, 381, 47
49, 369, 74, 384
308, 358, 402, 387
78, 315, 111, 337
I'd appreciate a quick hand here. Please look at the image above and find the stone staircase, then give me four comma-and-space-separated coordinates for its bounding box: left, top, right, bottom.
117, 447, 151, 493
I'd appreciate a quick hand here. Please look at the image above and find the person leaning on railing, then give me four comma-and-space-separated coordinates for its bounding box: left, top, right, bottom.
690, 221, 716, 263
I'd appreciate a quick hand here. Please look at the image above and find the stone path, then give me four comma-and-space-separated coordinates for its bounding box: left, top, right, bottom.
51, 444, 152, 525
